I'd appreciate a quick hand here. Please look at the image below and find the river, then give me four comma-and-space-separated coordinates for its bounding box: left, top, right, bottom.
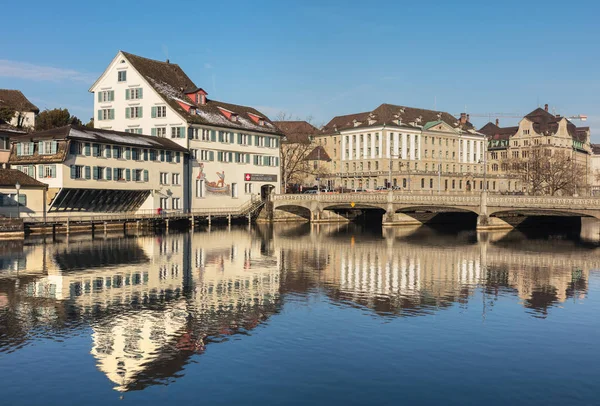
0, 223, 599, 405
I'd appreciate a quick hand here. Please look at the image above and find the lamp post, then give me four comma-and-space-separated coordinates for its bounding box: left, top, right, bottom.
15, 181, 21, 218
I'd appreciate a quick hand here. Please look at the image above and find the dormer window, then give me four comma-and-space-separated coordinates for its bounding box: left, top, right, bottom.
231, 114, 239, 122
248, 112, 264, 125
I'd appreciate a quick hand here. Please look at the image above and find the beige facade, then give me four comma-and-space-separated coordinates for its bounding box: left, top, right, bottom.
8, 126, 188, 215
313, 105, 486, 192
482, 106, 591, 194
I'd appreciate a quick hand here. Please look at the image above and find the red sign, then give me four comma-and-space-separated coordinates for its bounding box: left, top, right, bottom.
245, 173, 252, 181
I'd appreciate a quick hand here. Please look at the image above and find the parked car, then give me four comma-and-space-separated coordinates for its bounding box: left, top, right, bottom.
303, 189, 318, 194
375, 186, 387, 191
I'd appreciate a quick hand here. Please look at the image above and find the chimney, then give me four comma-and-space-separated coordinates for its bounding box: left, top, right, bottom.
459, 113, 467, 125
466, 114, 470, 122
166, 59, 170, 64
544, 103, 549, 112
495, 118, 499, 126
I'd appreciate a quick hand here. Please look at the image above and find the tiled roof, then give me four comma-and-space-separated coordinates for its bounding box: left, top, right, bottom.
321, 103, 473, 133
524, 107, 587, 142
0, 89, 39, 113
274, 121, 319, 144
592, 143, 600, 155
122, 52, 283, 136
10, 125, 189, 153
304, 146, 331, 161
0, 169, 47, 188
0, 118, 27, 135
479, 122, 518, 140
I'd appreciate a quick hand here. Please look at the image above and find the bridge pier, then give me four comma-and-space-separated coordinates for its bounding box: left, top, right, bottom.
382, 212, 423, 227
476, 214, 513, 231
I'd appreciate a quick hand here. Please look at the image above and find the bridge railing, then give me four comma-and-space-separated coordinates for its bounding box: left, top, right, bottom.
22, 196, 264, 224
273, 192, 600, 210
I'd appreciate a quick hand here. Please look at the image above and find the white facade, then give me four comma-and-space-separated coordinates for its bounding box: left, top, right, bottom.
90, 52, 282, 210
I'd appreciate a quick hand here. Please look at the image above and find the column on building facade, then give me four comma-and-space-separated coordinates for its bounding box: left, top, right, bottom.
378, 132, 383, 158
386, 132, 391, 158
371, 133, 375, 159
462, 138, 467, 163
475, 140, 481, 164
348, 135, 353, 160
409, 134, 415, 161
342, 135, 346, 161
417, 134, 421, 160
355, 134, 360, 159
402, 134, 408, 159
363, 133, 368, 159
394, 133, 399, 157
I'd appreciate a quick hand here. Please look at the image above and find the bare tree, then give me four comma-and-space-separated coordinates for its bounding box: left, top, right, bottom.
276, 111, 320, 193
503, 146, 587, 195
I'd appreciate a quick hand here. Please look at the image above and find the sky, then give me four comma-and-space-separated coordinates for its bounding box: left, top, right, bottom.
1, 0, 599, 139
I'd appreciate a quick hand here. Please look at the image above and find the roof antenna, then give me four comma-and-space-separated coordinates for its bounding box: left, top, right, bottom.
434, 96, 437, 110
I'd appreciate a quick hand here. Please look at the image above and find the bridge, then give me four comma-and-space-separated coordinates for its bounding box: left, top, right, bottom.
270, 191, 600, 230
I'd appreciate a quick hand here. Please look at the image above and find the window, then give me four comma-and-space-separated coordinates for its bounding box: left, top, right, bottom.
160, 172, 169, 185
201, 129, 211, 141
125, 128, 143, 134
133, 169, 143, 182
39, 141, 57, 155
94, 166, 105, 180
245, 183, 253, 194
126, 106, 143, 118
98, 109, 114, 121
160, 197, 168, 209
97, 90, 114, 103
118, 70, 127, 82
70, 165, 84, 179
40, 164, 57, 178
171, 127, 185, 138
151, 106, 167, 118
126, 88, 143, 100
196, 179, 205, 198
231, 183, 238, 198
172, 173, 180, 185
172, 198, 180, 210
114, 168, 124, 181
132, 148, 140, 160
113, 146, 122, 159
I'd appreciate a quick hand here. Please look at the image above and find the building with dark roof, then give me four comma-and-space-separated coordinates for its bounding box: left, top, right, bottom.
0, 89, 39, 129
274, 120, 321, 192
90, 51, 282, 207
311, 103, 487, 192
8, 125, 188, 214
0, 169, 47, 219
480, 104, 592, 194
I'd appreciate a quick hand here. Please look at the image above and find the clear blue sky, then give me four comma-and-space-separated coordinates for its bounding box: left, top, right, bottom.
1, 0, 599, 138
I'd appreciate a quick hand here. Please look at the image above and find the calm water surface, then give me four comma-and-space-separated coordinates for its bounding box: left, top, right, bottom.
0, 223, 599, 405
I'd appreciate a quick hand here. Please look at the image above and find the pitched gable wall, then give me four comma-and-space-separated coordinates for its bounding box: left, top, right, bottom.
91, 52, 188, 148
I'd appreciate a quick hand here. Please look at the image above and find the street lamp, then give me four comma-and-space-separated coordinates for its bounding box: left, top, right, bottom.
15, 181, 21, 218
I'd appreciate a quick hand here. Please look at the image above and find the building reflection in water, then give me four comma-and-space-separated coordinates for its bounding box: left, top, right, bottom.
0, 222, 597, 392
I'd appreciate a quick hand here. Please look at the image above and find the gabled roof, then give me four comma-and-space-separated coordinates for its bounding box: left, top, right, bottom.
523, 107, 587, 142
321, 103, 473, 133
0, 89, 39, 113
274, 121, 319, 144
479, 122, 518, 140
11, 125, 188, 153
304, 146, 331, 161
0, 169, 47, 188
119, 52, 283, 136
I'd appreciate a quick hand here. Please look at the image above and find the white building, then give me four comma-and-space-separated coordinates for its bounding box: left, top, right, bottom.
8, 125, 188, 216
89, 51, 283, 209
0, 89, 39, 129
